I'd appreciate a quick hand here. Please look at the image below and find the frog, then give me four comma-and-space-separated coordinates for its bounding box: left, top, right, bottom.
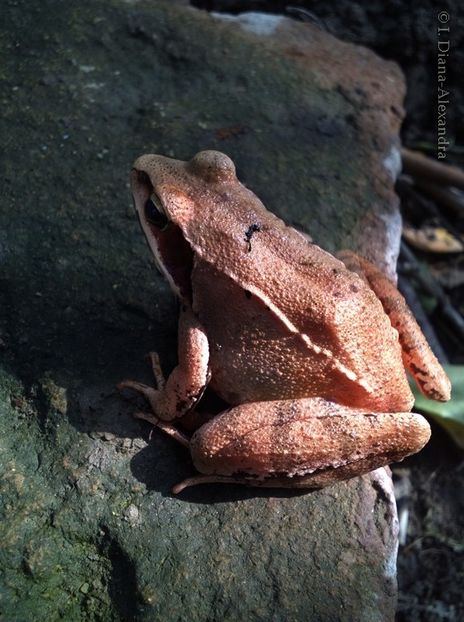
119, 150, 451, 494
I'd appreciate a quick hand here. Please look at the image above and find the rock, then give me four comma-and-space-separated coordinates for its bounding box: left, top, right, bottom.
0, 1, 405, 620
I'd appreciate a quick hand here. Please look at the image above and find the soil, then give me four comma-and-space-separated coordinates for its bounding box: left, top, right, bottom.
192, 2, 464, 620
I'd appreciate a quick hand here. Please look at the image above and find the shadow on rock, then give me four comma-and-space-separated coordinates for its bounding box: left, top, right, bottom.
129, 434, 312, 504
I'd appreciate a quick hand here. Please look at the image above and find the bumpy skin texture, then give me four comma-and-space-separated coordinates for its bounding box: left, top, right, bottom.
190, 399, 431, 484
337, 250, 450, 402
124, 150, 450, 490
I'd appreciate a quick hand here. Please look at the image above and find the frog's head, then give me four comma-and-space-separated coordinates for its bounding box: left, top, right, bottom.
130, 151, 239, 301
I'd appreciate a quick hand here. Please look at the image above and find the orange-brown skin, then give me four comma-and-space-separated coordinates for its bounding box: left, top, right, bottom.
337, 250, 450, 401
190, 398, 431, 483
120, 150, 450, 493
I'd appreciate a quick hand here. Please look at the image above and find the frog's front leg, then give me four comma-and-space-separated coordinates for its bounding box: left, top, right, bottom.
164, 397, 431, 493
118, 306, 210, 421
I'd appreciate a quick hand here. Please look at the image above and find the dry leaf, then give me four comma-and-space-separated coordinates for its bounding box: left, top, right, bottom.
403, 225, 463, 253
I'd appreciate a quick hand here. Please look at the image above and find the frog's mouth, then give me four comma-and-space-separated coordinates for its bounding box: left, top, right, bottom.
131, 169, 193, 302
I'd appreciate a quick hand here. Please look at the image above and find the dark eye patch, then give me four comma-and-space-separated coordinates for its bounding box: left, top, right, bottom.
144, 196, 168, 229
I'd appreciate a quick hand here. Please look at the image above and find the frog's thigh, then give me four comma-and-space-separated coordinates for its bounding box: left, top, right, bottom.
337, 250, 450, 402
190, 398, 431, 485
153, 306, 210, 420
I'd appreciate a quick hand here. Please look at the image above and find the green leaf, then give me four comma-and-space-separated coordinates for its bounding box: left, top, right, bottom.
411, 365, 464, 449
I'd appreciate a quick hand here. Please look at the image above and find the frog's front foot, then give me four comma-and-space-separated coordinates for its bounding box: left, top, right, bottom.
118, 351, 165, 411
118, 378, 161, 414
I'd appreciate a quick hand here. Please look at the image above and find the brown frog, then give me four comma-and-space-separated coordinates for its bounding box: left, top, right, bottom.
119, 150, 450, 493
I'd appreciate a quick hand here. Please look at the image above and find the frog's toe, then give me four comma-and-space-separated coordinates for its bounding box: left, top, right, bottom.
117, 379, 160, 413
147, 351, 166, 389
133, 410, 160, 427
134, 411, 191, 448
172, 474, 244, 494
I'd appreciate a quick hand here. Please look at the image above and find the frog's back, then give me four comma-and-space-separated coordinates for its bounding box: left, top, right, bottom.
192, 243, 414, 413
181, 174, 413, 412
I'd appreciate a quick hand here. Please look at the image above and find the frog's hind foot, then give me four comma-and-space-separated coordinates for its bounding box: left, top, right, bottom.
170, 473, 305, 494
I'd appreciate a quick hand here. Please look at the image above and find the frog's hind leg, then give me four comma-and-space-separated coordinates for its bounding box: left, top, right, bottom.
184, 397, 431, 493
136, 397, 432, 494
337, 250, 451, 402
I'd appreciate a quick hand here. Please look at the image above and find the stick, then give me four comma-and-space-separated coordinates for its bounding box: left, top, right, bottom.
401, 147, 464, 191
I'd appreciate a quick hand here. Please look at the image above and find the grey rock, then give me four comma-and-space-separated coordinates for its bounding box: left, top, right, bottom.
0, 1, 405, 620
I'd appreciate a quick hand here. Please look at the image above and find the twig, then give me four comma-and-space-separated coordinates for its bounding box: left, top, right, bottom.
286, 7, 329, 30
414, 179, 464, 219
401, 147, 464, 191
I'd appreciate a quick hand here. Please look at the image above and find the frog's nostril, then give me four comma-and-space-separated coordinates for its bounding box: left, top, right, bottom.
144, 196, 168, 229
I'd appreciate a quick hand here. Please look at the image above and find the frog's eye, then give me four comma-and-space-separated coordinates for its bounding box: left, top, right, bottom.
144, 194, 168, 229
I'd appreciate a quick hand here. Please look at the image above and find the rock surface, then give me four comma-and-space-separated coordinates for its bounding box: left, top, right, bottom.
1, 1, 405, 620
